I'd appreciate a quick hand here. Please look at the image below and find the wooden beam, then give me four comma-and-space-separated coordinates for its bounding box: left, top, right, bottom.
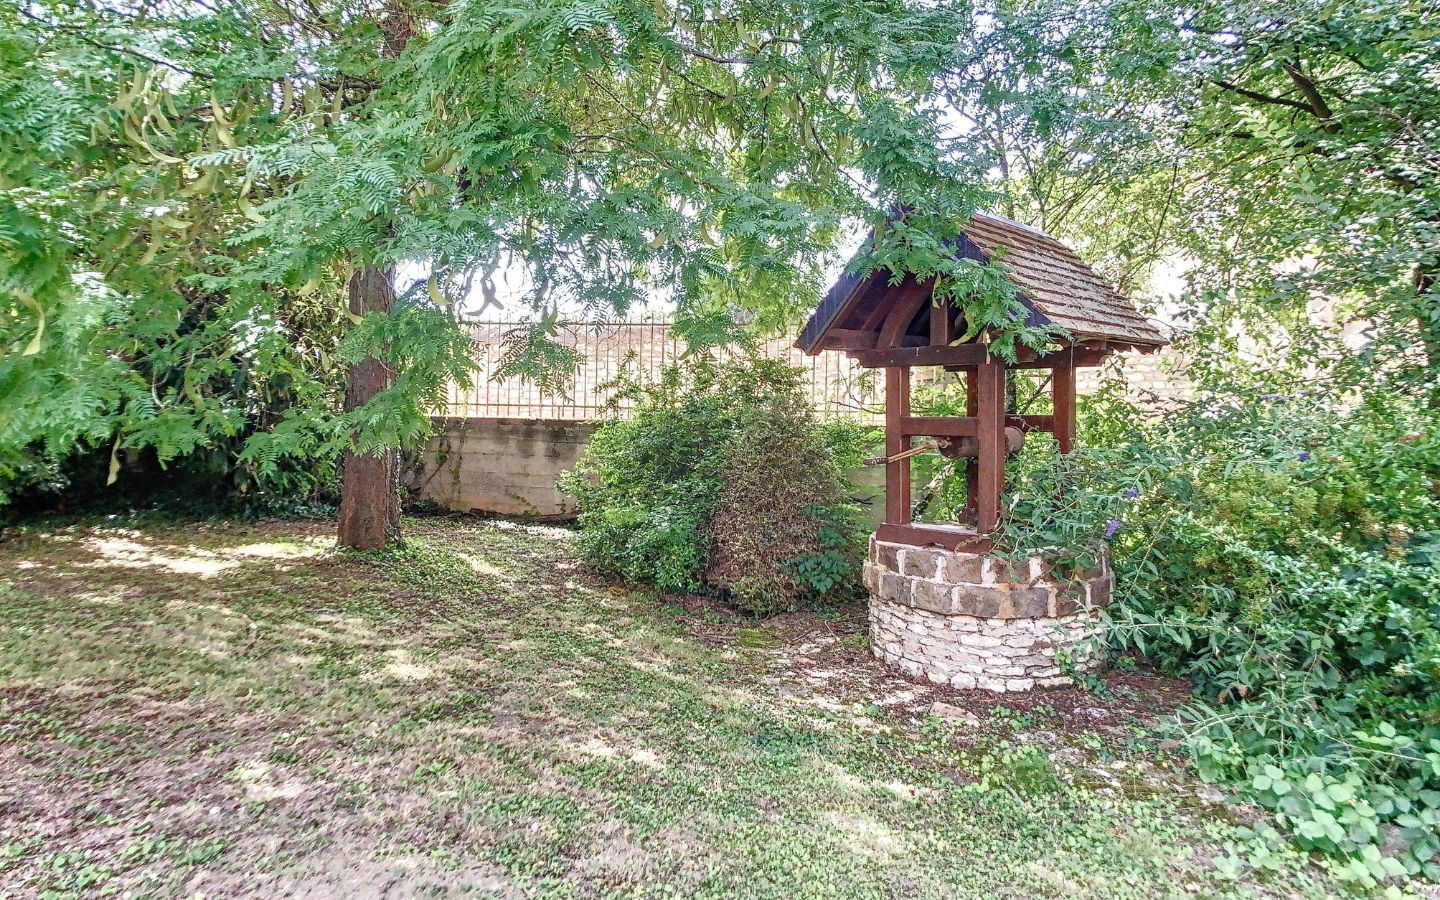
1011, 414, 1054, 432
896, 414, 1053, 441
895, 415, 1049, 437
884, 367, 911, 525
900, 415, 977, 437
875, 522, 992, 553
964, 368, 979, 525
1053, 362, 1077, 453
876, 279, 933, 349
929, 300, 952, 346
974, 360, 1006, 533
1012, 348, 1109, 369
939, 347, 1114, 371
858, 296, 892, 333
818, 328, 878, 352
861, 343, 1118, 371
854, 343, 994, 369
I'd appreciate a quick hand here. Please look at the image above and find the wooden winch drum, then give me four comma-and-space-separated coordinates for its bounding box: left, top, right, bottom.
937, 426, 1025, 459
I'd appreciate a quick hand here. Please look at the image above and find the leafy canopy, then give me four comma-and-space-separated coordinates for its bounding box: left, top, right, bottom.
2, 0, 1056, 506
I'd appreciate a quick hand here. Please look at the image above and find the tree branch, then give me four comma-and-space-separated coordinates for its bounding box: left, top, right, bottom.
1281, 62, 1340, 133
19, 8, 213, 79
1210, 78, 1310, 113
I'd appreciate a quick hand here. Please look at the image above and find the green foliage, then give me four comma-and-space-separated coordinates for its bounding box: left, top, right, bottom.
709, 399, 860, 613
491, 316, 582, 398
995, 382, 1440, 883
974, 744, 1063, 799
0, 2, 386, 510
929, 3, 1440, 876
961, 0, 1440, 399
560, 350, 861, 612
2, 0, 1056, 516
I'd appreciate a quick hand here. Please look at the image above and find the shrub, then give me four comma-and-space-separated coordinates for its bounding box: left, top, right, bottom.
995, 384, 1440, 885
560, 351, 863, 612
709, 398, 854, 614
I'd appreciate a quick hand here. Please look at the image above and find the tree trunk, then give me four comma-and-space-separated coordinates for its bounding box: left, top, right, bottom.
337, 0, 412, 551
1415, 264, 1440, 383
337, 264, 400, 551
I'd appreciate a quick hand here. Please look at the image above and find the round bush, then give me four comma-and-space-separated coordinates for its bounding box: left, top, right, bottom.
560, 351, 862, 612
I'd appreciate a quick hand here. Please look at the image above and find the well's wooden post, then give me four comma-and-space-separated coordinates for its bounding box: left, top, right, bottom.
963, 368, 979, 523
975, 360, 1006, 532
929, 301, 953, 346
884, 367, 911, 525
1053, 361, 1077, 454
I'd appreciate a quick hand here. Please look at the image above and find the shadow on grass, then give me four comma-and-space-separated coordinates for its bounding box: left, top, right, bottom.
0, 515, 1348, 899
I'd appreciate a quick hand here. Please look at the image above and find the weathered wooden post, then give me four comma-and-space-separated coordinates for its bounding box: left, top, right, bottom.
796, 213, 1167, 691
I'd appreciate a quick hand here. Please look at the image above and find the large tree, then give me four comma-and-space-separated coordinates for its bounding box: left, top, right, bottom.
940, 0, 1440, 397
8, 0, 1435, 543
4, 0, 1049, 546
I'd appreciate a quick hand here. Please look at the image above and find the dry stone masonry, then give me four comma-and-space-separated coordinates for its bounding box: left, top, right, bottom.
864, 537, 1113, 692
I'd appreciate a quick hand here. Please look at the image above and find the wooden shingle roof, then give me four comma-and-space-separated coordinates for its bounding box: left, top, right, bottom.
797, 212, 1166, 354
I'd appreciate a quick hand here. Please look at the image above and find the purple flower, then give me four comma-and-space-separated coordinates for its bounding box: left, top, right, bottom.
1104, 518, 1121, 538
1125, 487, 1140, 499
1297, 451, 1312, 462
1259, 393, 1282, 402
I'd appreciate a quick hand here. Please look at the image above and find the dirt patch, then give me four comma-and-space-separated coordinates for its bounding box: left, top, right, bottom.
185, 854, 521, 899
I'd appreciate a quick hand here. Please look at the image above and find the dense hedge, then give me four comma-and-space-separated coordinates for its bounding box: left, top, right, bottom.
559, 352, 864, 614
996, 384, 1440, 885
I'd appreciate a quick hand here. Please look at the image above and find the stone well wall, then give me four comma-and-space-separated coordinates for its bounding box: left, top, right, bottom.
863, 537, 1113, 692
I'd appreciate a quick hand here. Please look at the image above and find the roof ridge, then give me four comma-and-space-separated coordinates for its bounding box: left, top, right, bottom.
971, 210, 1051, 238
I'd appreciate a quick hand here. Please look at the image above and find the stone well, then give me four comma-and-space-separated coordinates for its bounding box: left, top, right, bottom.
863, 536, 1113, 692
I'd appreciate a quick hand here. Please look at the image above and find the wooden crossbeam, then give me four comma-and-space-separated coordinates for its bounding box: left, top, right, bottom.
897, 415, 1054, 438
854, 344, 992, 368
900, 416, 976, 437
817, 328, 878, 352
1011, 348, 1109, 370
875, 522, 992, 553
857, 344, 1112, 370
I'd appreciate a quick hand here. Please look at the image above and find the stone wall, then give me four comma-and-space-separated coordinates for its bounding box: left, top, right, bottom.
409, 416, 891, 525
1075, 346, 1192, 406
408, 418, 599, 518
863, 537, 1112, 692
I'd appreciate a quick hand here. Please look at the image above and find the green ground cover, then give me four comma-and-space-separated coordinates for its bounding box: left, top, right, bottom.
0, 515, 1392, 898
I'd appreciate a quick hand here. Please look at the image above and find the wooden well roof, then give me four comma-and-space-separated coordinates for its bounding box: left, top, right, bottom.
797, 212, 1167, 354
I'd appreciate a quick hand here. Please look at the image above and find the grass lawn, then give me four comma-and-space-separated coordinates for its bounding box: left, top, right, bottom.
0, 514, 1370, 898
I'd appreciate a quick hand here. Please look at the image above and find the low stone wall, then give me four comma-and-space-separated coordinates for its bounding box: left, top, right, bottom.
408, 418, 599, 518
409, 416, 889, 524
863, 537, 1111, 692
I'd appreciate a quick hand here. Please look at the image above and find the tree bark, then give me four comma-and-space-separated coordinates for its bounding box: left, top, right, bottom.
336, 0, 412, 551
337, 264, 400, 550
1414, 263, 1440, 387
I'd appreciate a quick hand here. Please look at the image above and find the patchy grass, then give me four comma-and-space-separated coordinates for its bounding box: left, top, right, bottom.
0, 514, 1377, 898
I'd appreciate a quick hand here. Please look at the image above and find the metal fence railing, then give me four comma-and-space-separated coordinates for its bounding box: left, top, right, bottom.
439, 320, 883, 421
